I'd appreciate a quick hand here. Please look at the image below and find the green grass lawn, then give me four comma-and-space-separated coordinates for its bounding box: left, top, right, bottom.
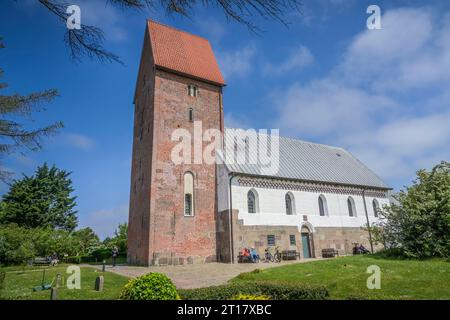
230, 255, 450, 300
0, 264, 130, 300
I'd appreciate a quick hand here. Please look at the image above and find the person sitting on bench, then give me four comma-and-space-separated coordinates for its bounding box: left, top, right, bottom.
250, 247, 259, 263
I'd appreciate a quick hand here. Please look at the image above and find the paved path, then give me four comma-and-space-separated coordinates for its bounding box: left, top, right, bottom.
90, 259, 320, 289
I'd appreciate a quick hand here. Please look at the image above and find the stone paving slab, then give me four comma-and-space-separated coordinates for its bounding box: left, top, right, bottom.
90, 259, 321, 289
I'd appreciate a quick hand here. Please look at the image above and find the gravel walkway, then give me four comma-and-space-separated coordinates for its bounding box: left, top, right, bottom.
90, 259, 320, 289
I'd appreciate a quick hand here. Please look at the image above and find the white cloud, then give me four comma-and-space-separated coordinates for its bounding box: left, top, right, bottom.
217, 44, 257, 80
275, 7, 450, 188
224, 112, 251, 129
65, 133, 95, 150
77, 0, 128, 42
264, 46, 314, 76
81, 204, 128, 239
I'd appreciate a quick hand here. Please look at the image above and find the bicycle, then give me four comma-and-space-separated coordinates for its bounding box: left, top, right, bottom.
273, 246, 282, 263
264, 247, 274, 262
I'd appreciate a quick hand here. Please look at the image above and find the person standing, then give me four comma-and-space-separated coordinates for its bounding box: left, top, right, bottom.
111, 246, 119, 267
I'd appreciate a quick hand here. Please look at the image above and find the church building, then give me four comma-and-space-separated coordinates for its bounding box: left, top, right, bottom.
127, 20, 391, 266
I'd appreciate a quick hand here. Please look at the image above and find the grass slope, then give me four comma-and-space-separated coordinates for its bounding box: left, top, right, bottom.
0, 264, 129, 300
231, 256, 450, 300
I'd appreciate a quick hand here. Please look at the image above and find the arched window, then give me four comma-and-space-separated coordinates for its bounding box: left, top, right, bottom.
188, 108, 193, 122
184, 172, 194, 216
372, 199, 380, 217
347, 196, 356, 217
247, 190, 257, 213
285, 193, 294, 215
318, 195, 328, 216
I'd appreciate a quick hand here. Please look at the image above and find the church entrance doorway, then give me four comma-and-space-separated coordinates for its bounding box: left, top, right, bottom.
301, 233, 312, 258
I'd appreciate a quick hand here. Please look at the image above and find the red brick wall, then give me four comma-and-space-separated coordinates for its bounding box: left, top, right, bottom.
127, 28, 155, 265
149, 69, 222, 265
128, 28, 223, 265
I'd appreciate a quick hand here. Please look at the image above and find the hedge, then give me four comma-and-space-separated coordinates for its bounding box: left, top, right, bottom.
178, 281, 329, 300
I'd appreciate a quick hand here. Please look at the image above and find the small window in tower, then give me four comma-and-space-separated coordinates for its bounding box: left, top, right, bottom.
185, 194, 193, 216
188, 108, 194, 122
184, 172, 194, 216
188, 84, 198, 97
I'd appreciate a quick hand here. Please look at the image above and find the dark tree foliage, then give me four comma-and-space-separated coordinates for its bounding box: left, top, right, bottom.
0, 37, 63, 182
0, 163, 78, 231
37, 0, 301, 63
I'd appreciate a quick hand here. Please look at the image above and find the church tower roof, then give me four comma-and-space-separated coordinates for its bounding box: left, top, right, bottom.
147, 20, 225, 86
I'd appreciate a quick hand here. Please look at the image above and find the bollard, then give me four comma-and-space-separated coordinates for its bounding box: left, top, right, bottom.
55, 274, 62, 288
94, 275, 104, 292
50, 287, 58, 300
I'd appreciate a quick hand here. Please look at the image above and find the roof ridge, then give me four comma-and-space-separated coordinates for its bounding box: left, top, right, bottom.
224, 127, 346, 151
147, 19, 210, 43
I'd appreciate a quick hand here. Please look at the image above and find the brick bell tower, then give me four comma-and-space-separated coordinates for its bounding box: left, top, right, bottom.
127, 20, 225, 266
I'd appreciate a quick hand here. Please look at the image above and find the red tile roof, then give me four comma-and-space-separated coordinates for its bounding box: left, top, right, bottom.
147, 20, 225, 86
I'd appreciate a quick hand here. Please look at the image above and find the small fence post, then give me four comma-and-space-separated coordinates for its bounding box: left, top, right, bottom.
50, 287, 58, 300
94, 275, 104, 292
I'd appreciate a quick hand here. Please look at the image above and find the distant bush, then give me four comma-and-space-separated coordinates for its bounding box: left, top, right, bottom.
90, 248, 111, 261
372, 248, 411, 260
120, 273, 179, 300
0, 224, 102, 265
178, 281, 328, 300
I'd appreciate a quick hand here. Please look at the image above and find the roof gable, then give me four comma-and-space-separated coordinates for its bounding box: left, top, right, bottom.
147, 20, 225, 86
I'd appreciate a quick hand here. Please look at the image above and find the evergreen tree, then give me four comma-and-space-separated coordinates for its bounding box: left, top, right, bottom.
0, 37, 63, 181
0, 163, 78, 231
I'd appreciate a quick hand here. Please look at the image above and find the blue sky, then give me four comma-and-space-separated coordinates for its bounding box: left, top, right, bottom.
1, 0, 449, 238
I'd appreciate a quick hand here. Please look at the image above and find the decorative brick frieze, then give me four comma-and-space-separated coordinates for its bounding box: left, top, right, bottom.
236, 176, 388, 198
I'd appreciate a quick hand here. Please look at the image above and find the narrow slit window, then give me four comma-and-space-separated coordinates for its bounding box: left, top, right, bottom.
188, 108, 193, 122
188, 85, 197, 97
184, 172, 194, 216
247, 190, 256, 213
185, 194, 192, 216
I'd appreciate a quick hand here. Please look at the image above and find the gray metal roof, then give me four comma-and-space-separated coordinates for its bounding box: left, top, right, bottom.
222, 129, 390, 189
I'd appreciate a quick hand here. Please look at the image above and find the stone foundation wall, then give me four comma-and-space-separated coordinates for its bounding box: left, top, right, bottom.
314, 227, 381, 257
216, 209, 379, 262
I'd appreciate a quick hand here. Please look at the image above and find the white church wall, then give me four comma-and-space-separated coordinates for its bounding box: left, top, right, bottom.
231, 177, 390, 230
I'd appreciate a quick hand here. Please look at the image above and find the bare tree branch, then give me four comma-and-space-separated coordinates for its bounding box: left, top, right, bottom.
36, 0, 301, 63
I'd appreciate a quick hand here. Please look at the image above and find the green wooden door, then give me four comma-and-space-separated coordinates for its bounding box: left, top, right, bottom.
301, 233, 311, 258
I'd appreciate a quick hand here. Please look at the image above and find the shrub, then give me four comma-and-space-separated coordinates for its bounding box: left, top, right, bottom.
231, 293, 270, 300
64, 256, 81, 264
178, 281, 328, 300
90, 248, 112, 261
371, 248, 411, 260
120, 273, 179, 300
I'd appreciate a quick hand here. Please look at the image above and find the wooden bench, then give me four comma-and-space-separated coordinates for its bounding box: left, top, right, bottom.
237, 254, 252, 263
322, 248, 339, 258
30, 257, 52, 266
281, 250, 301, 260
